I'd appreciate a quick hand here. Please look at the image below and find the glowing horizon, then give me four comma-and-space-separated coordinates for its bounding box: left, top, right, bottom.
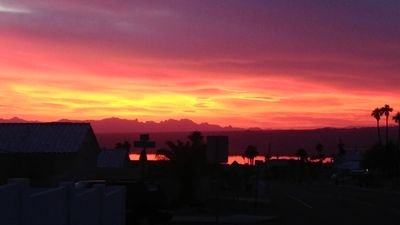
1, 1, 400, 129
129, 154, 334, 164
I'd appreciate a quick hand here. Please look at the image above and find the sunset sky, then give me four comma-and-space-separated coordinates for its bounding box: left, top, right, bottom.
1, 0, 399, 129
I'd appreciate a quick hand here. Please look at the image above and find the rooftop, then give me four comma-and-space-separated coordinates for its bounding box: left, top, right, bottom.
0, 123, 98, 153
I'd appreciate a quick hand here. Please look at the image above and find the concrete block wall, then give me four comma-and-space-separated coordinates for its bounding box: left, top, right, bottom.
71, 185, 102, 225
28, 186, 68, 225
0, 181, 23, 225
0, 179, 126, 225
102, 186, 126, 225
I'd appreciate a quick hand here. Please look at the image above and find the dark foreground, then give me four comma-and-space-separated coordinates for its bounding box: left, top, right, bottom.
166, 182, 400, 225
270, 182, 400, 225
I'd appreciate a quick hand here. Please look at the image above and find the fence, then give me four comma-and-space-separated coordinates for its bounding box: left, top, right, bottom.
0, 179, 126, 225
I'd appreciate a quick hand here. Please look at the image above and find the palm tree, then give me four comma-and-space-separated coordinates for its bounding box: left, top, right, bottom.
156, 140, 191, 163
156, 140, 192, 203
115, 142, 123, 150
115, 141, 131, 151
243, 145, 259, 165
380, 104, 393, 144
296, 148, 308, 182
371, 107, 383, 144
393, 112, 400, 142
156, 132, 206, 166
188, 131, 204, 147
156, 132, 207, 204
316, 143, 324, 163
296, 148, 308, 163
338, 138, 346, 157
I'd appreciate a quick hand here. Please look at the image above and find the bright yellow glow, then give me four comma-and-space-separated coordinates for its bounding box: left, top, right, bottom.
1, 30, 399, 129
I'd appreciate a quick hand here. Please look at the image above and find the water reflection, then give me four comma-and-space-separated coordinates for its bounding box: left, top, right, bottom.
129, 153, 333, 164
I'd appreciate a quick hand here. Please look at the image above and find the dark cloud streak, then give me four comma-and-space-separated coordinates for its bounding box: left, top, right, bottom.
1, 0, 399, 92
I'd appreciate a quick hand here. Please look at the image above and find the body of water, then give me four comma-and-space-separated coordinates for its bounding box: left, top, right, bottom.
129, 153, 333, 164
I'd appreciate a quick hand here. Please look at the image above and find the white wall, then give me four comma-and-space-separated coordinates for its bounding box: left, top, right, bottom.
0, 182, 22, 225
29, 186, 69, 225
0, 179, 126, 225
102, 187, 126, 225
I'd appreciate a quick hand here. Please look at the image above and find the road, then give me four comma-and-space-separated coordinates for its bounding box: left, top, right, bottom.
269, 182, 400, 225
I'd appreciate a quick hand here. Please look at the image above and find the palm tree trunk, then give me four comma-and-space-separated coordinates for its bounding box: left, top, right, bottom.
377, 120, 382, 144
386, 116, 389, 144
398, 123, 400, 143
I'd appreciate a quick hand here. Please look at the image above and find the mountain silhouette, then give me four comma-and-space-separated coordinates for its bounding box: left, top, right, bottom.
0, 117, 36, 123
2, 117, 398, 155
0, 117, 242, 133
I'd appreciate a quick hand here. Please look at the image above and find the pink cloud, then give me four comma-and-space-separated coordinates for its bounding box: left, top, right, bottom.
1, 0, 400, 128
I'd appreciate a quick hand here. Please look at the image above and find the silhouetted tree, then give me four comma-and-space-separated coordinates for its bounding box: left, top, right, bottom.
242, 145, 259, 165
295, 148, 308, 182
266, 143, 272, 160
371, 107, 383, 144
156, 132, 207, 204
115, 142, 122, 149
115, 141, 131, 151
338, 138, 346, 157
188, 131, 204, 146
123, 141, 131, 151
381, 104, 393, 144
156, 140, 191, 163
316, 143, 324, 163
296, 148, 308, 163
187, 131, 207, 164
157, 132, 206, 166
362, 142, 400, 177
393, 112, 400, 143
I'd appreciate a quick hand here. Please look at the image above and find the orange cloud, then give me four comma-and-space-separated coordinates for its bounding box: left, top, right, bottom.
1, 1, 399, 128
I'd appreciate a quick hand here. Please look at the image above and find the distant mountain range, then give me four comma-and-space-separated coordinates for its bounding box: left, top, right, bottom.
0, 117, 242, 133
1, 117, 395, 155
0, 117, 38, 123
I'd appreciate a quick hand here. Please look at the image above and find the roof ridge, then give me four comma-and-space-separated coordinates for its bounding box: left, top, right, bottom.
0, 123, 98, 153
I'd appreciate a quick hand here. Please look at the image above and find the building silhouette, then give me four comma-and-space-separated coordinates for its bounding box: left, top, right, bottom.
0, 123, 100, 185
